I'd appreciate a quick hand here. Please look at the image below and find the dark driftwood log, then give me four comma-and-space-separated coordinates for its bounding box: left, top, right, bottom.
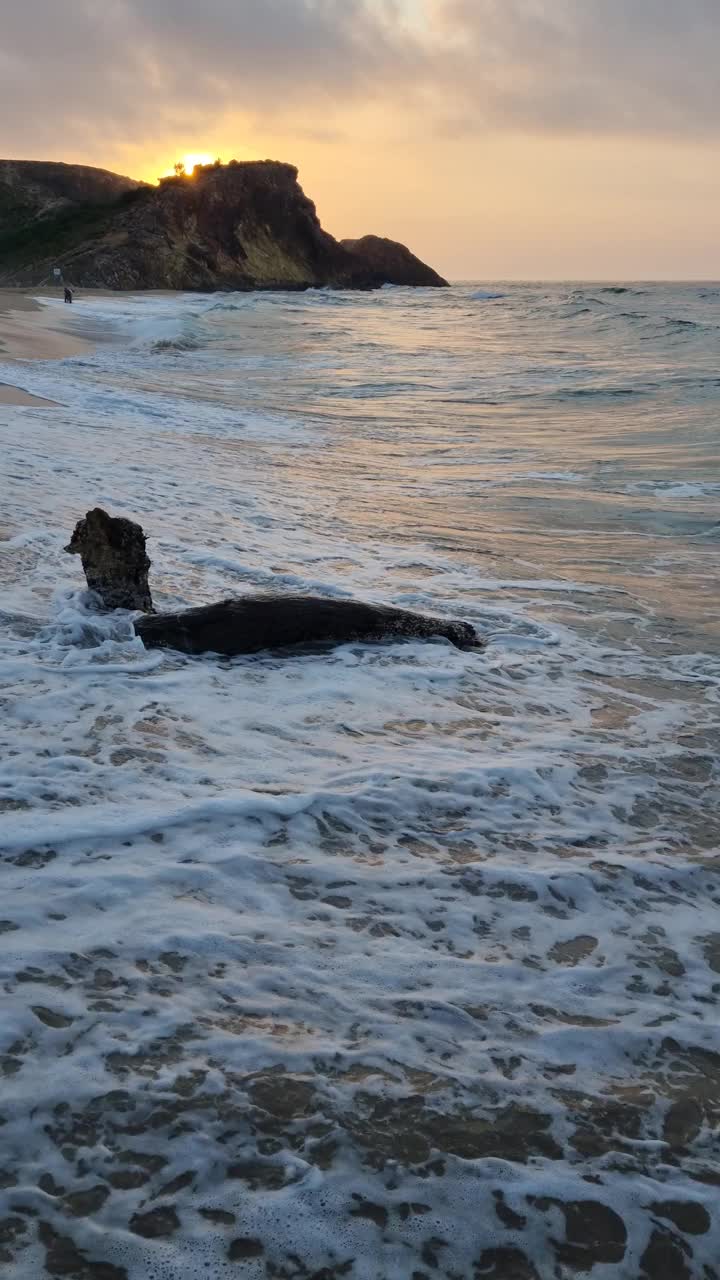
135, 595, 477, 655
66, 509, 480, 655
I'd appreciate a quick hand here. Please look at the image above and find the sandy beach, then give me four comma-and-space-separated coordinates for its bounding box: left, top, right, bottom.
0, 289, 95, 403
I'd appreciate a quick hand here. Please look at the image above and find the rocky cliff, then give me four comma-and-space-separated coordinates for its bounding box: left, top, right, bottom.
0, 159, 447, 291
341, 235, 447, 288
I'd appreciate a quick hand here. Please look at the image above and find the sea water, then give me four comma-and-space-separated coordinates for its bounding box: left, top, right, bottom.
0, 283, 718, 1277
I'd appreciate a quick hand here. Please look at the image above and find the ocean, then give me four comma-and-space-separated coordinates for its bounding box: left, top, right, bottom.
1, 282, 719, 1277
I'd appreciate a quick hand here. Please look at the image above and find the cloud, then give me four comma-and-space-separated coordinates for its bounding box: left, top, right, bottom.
0, 0, 411, 155
0, 0, 718, 162
432, 0, 720, 137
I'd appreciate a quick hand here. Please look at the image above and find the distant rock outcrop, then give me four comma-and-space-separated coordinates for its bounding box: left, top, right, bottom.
341, 235, 448, 287
0, 159, 446, 291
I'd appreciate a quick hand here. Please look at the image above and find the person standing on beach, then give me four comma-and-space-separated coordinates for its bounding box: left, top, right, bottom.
64, 286, 73, 303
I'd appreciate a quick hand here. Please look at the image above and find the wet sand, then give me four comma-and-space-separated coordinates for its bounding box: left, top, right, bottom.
0, 383, 59, 406
0, 290, 94, 403
0, 287, 186, 385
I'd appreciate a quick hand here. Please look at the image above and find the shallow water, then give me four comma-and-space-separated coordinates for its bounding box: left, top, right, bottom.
0, 282, 719, 1278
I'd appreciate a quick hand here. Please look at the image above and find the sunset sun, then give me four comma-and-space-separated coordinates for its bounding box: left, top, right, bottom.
181, 151, 215, 171
160, 151, 217, 178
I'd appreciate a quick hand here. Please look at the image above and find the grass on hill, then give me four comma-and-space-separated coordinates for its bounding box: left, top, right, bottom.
0, 187, 147, 271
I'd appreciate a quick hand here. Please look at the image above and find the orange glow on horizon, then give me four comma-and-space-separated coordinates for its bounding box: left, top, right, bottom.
108, 118, 719, 278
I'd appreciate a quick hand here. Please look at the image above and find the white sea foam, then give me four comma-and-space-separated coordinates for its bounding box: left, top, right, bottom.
0, 283, 719, 1277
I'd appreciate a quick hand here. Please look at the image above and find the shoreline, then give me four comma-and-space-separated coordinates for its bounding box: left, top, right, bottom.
0, 381, 59, 406
0, 288, 98, 404
0, 288, 95, 359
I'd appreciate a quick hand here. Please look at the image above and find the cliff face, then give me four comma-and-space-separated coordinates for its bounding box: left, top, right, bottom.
0, 159, 446, 291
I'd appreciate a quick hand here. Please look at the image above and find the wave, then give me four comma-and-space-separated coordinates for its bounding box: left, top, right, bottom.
622, 479, 720, 500
617, 310, 714, 334
550, 385, 644, 400
469, 289, 506, 300
666, 374, 720, 390
148, 335, 202, 354
303, 289, 357, 305
665, 316, 704, 330
568, 290, 607, 306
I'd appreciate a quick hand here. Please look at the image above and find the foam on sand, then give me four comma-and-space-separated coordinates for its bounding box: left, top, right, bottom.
0, 282, 718, 1278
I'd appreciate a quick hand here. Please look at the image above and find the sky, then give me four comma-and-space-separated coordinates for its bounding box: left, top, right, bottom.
1, 0, 719, 279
